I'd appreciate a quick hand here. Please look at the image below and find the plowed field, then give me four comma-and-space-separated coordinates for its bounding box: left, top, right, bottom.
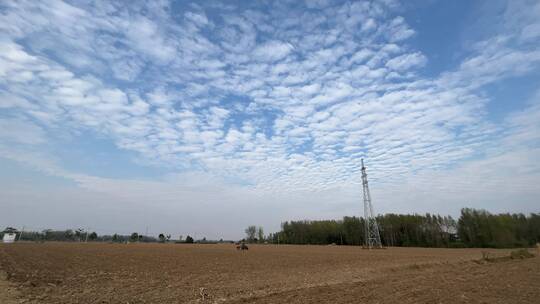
0, 243, 538, 303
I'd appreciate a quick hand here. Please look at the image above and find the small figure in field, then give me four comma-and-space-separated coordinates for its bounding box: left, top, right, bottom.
236, 241, 249, 251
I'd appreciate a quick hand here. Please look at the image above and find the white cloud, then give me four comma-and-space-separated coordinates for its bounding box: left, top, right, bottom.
386, 16, 415, 42
125, 16, 177, 62
185, 11, 210, 28
0, 118, 46, 145
0, 92, 34, 109
252, 41, 294, 62
385, 52, 427, 71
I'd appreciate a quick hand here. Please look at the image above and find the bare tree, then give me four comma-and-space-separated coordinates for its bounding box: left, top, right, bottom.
245, 226, 257, 243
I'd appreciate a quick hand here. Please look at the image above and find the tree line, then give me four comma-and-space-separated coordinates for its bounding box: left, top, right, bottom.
263, 209, 540, 248
0, 228, 202, 244
0, 228, 102, 242
457, 208, 539, 248
3, 208, 538, 248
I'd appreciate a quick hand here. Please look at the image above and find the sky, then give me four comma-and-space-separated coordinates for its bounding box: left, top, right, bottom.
0, 0, 539, 240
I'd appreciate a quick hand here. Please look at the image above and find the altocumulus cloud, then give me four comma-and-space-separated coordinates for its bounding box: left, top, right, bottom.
0, 0, 539, 238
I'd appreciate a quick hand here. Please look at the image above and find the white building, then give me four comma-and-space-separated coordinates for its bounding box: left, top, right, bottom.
2, 232, 17, 243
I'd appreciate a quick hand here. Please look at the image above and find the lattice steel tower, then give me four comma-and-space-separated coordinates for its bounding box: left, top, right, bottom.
361, 159, 383, 249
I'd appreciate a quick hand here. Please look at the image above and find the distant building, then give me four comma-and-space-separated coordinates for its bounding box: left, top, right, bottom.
2, 232, 17, 243
2, 227, 18, 243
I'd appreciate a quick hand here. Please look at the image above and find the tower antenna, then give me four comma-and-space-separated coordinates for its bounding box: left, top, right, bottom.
361, 159, 382, 249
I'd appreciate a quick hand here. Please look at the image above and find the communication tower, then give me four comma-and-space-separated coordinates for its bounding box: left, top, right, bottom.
361, 159, 383, 249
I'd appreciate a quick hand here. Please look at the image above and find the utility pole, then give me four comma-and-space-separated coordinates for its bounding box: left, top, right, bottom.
18, 226, 25, 241
361, 159, 382, 249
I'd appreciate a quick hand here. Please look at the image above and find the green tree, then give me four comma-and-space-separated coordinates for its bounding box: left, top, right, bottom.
185, 235, 194, 243
257, 227, 264, 243
456, 209, 539, 248
88, 232, 98, 241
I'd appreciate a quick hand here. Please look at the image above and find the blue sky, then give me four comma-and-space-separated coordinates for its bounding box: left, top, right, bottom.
1, 0, 539, 239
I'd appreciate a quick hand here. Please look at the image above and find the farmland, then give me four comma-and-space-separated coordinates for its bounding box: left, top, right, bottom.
0, 243, 539, 303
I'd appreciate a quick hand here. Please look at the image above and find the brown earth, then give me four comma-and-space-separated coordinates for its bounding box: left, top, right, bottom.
0, 243, 538, 303
0, 270, 21, 304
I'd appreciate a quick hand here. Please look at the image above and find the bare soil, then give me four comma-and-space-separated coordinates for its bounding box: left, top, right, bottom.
0, 243, 538, 303
0, 270, 21, 304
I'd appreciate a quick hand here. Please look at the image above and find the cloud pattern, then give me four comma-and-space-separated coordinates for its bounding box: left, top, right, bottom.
1, 0, 540, 206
